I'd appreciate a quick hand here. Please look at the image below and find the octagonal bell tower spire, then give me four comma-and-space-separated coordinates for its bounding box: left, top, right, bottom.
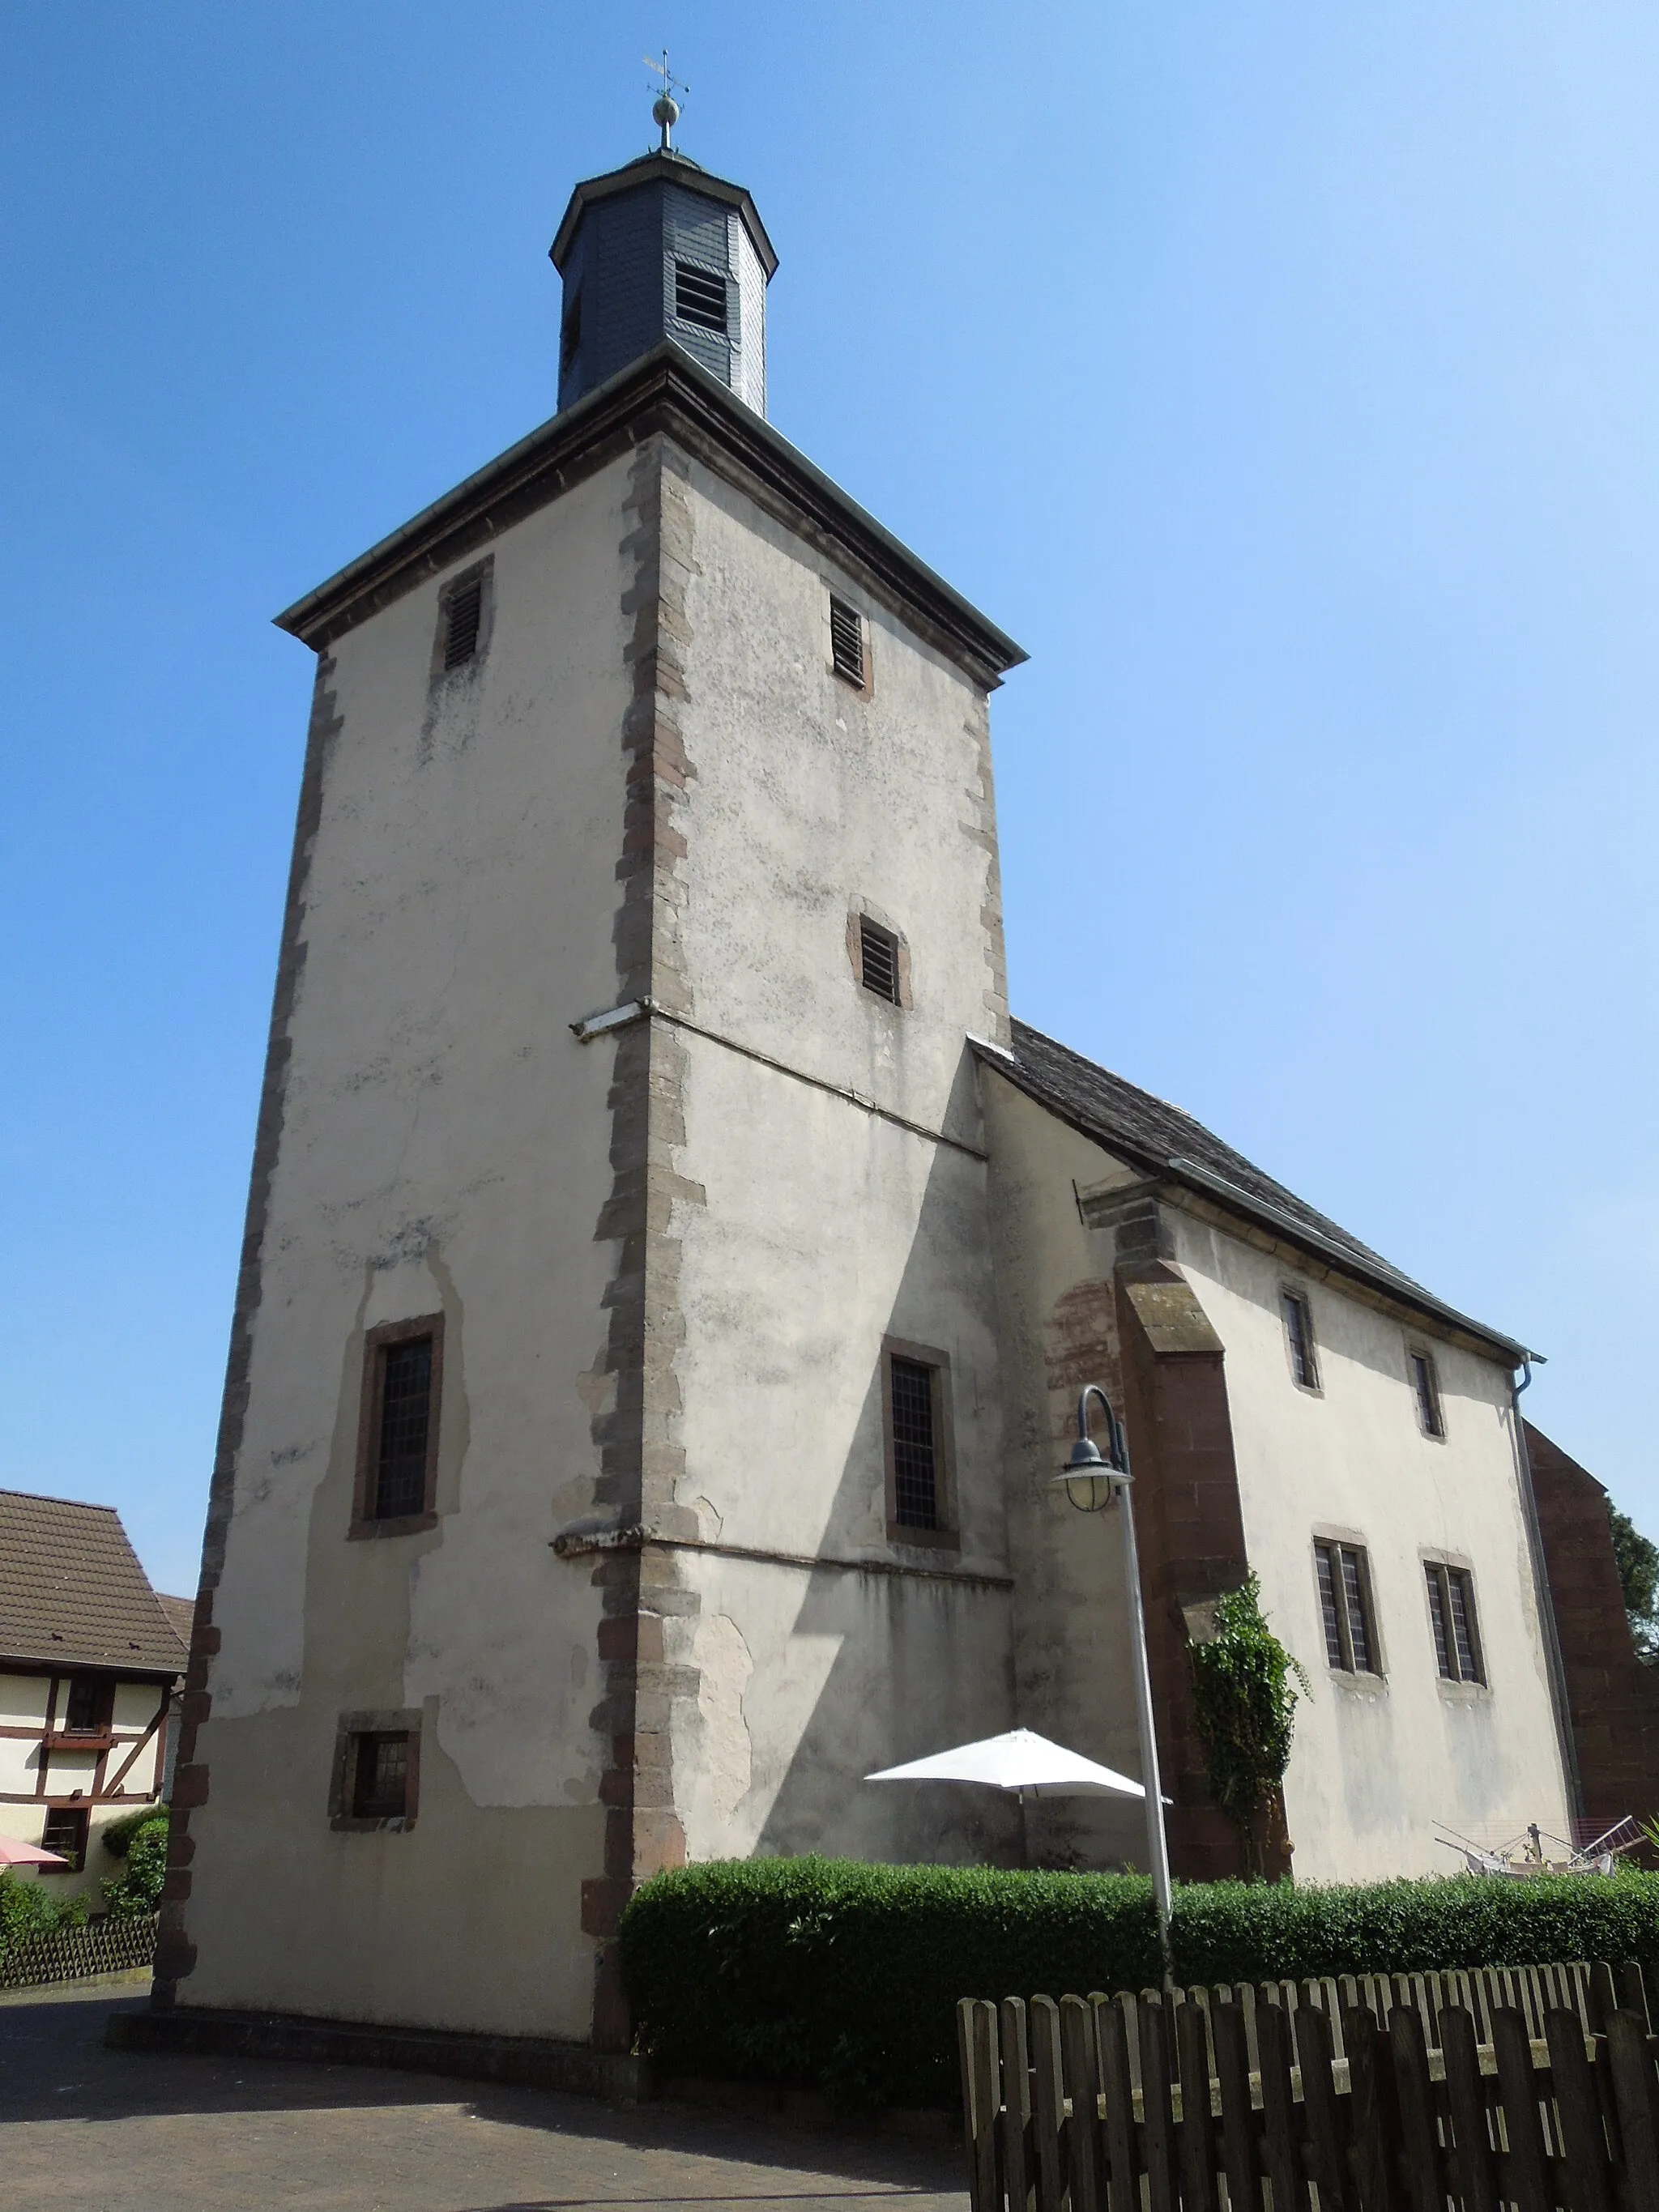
550, 72, 776, 419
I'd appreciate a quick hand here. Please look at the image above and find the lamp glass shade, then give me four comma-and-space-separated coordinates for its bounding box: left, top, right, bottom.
1050, 1468, 1114, 1514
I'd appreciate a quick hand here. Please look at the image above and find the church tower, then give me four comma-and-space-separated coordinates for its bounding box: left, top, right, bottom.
155, 120, 1026, 2051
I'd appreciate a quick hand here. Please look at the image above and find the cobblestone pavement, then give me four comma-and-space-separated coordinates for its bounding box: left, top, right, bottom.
0, 1985, 969, 2212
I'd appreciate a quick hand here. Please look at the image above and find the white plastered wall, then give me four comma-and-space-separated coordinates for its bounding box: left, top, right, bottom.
181, 454, 636, 2037
661, 461, 1019, 1866
1170, 1212, 1572, 1881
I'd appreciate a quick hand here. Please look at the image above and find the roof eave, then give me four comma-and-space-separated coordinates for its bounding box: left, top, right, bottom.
549, 151, 779, 277
274, 343, 1026, 684
973, 1041, 1533, 1368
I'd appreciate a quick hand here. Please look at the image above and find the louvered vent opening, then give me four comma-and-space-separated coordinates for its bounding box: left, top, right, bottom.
829, 595, 864, 687
443, 579, 483, 671
674, 259, 728, 333
859, 916, 900, 1004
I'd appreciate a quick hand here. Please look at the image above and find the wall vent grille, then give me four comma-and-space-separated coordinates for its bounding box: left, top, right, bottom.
859, 917, 900, 1004
443, 580, 483, 670
830, 595, 864, 687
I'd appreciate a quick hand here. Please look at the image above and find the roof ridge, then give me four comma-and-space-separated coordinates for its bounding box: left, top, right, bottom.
987, 1018, 1527, 1362
0, 1485, 122, 1515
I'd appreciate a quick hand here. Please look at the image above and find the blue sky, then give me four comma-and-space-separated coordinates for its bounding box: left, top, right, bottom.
2, 4, 1656, 1596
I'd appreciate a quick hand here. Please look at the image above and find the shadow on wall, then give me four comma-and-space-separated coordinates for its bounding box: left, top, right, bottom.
748, 1124, 1021, 1869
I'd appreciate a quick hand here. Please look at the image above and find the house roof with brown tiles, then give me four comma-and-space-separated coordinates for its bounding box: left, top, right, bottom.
0, 1489, 190, 1676
156, 1593, 196, 1649
979, 1019, 1530, 1366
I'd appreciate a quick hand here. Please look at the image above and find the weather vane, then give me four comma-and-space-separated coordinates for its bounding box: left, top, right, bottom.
644, 50, 687, 152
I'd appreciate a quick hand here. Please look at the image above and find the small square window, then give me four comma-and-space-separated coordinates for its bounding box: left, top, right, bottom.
1426, 1562, 1485, 1684
62, 1675, 113, 1735
1315, 1539, 1380, 1675
858, 916, 901, 1005
350, 1731, 411, 1821
41, 1806, 89, 1870
1410, 1351, 1445, 1438
674, 259, 728, 333
1282, 1291, 1319, 1391
829, 595, 865, 688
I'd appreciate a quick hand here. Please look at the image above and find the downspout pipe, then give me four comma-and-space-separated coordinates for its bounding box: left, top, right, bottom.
1511, 1356, 1584, 1826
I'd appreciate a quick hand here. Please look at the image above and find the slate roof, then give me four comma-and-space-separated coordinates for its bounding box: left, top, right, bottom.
0, 1490, 190, 1675
980, 1020, 1529, 1362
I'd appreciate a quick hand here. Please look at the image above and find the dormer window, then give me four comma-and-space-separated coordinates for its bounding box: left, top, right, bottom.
674, 259, 728, 333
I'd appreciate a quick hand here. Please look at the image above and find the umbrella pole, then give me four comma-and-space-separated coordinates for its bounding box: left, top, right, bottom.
1115, 1473, 1174, 1976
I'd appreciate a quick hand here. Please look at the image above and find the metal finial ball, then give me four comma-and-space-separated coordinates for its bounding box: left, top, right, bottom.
652, 94, 680, 129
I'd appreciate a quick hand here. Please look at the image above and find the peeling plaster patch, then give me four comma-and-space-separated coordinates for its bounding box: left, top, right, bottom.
691, 1494, 724, 1541
693, 1613, 753, 1828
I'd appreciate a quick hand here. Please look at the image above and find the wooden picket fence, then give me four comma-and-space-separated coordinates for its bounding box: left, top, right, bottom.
957, 1959, 1659, 2210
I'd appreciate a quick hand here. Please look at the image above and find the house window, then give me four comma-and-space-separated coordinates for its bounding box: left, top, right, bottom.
62, 1675, 113, 1735
442, 578, 484, 671
829, 595, 865, 688
560, 287, 582, 373
353, 1317, 444, 1532
350, 1732, 412, 1821
1410, 1350, 1444, 1438
1426, 1562, 1485, 1684
41, 1806, 89, 1871
1282, 1291, 1319, 1391
1315, 1540, 1379, 1674
886, 1353, 945, 1533
858, 916, 902, 1005
674, 258, 728, 332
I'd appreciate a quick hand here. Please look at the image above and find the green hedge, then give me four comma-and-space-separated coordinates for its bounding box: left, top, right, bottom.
619, 1858, 1659, 2112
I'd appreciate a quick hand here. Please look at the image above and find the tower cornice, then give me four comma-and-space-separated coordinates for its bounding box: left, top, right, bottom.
274, 343, 1026, 688
549, 148, 778, 278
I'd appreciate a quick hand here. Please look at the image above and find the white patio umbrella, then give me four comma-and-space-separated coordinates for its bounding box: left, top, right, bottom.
0, 1834, 69, 1869
865, 1727, 1153, 1801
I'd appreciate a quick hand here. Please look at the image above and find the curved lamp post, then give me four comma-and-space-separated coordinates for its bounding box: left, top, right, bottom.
1053, 1384, 1173, 1964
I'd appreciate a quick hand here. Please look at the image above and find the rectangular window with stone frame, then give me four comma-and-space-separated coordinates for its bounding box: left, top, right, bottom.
881, 1340, 957, 1548
1281, 1289, 1320, 1392
1425, 1560, 1486, 1685
351, 1316, 444, 1536
329, 1711, 422, 1831
1315, 1537, 1381, 1676
1409, 1348, 1446, 1438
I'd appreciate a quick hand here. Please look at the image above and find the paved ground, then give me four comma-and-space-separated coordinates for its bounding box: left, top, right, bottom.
0, 1983, 969, 2212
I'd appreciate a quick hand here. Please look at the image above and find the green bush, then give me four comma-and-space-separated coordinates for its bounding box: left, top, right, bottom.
100, 1812, 168, 1920
620, 1858, 1659, 2111
0, 1871, 90, 1947
100, 1805, 165, 1860
1174, 1869, 1659, 1986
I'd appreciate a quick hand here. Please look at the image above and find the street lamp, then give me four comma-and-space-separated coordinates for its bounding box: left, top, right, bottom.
1051, 1384, 1173, 1966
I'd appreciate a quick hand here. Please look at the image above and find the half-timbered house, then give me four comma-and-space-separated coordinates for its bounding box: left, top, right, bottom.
0, 1489, 189, 1894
